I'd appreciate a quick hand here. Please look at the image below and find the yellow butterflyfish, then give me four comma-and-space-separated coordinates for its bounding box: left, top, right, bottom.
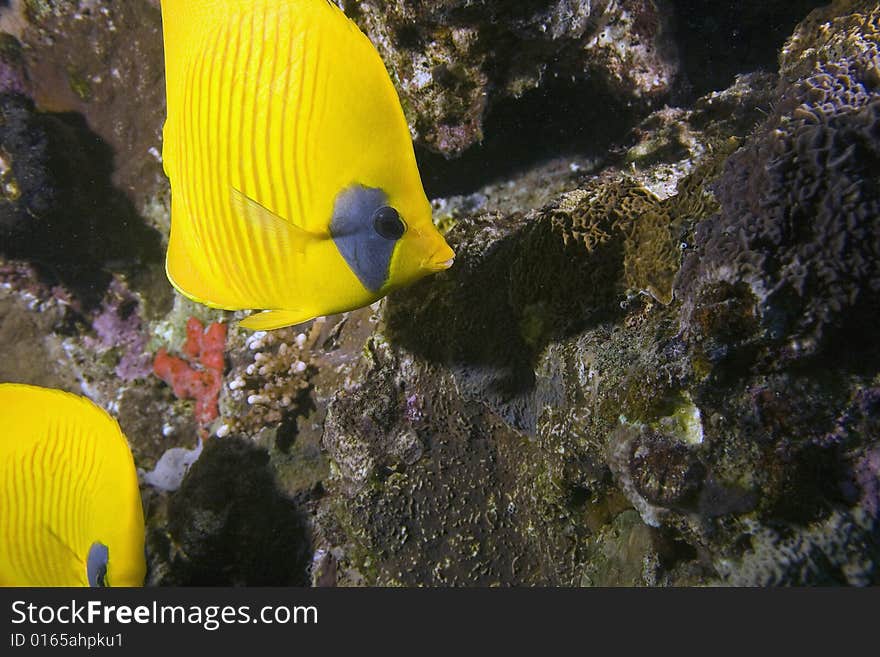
159, 0, 455, 331
0, 384, 145, 587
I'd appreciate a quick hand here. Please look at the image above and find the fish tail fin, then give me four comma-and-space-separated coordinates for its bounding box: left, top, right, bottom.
238, 309, 316, 331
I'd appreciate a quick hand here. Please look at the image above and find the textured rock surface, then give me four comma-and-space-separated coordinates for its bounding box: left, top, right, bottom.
0, 92, 162, 306
679, 10, 880, 361
312, 0, 880, 586
15, 0, 167, 216
342, 0, 680, 155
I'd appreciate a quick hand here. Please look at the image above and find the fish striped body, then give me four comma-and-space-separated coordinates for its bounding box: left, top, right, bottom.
161, 0, 452, 329
0, 385, 145, 587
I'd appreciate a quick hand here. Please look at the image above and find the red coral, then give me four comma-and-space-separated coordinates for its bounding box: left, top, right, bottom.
153, 317, 227, 430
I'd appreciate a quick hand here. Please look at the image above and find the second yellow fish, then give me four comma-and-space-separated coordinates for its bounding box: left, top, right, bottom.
0, 384, 145, 587
160, 0, 455, 330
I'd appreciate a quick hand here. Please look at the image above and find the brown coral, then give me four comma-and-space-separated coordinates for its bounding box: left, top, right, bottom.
780, 0, 880, 82
679, 48, 880, 359
221, 325, 317, 438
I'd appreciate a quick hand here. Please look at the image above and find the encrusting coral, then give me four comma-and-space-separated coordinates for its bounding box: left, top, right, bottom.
153, 317, 227, 431
678, 1, 880, 360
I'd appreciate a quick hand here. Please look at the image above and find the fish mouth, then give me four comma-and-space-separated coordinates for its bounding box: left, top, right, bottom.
421, 240, 456, 272
424, 257, 455, 272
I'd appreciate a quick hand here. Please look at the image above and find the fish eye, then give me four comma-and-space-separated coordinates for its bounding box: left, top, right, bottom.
372, 206, 405, 240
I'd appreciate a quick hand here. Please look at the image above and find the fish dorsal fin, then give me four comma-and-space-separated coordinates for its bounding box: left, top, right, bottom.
230, 188, 327, 255
238, 309, 316, 331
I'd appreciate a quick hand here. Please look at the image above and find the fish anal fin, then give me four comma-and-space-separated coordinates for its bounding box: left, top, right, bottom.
238, 309, 316, 331
165, 207, 224, 308
230, 188, 327, 255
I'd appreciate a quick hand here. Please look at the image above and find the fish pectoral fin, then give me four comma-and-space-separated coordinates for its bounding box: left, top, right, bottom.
44, 525, 85, 567
230, 187, 327, 255
238, 309, 317, 331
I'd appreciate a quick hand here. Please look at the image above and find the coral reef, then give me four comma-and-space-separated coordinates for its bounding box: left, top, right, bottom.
221, 327, 315, 439
0, 92, 162, 306
343, 0, 680, 155
780, 0, 880, 82
153, 317, 227, 430
1, 0, 879, 587
312, 0, 880, 586
678, 2, 880, 362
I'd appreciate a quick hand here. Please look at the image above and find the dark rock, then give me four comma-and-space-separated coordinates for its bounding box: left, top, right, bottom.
0, 93, 162, 307
345, 0, 680, 156
670, 0, 829, 97
18, 0, 167, 214
630, 431, 706, 508
154, 436, 311, 586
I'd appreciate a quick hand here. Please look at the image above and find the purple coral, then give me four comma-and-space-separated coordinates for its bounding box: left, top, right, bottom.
405, 393, 424, 423
86, 278, 152, 381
